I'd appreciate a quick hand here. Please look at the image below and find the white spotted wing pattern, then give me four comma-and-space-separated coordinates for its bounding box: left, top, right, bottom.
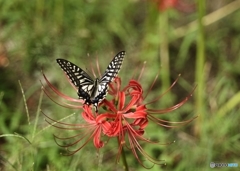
56, 51, 125, 112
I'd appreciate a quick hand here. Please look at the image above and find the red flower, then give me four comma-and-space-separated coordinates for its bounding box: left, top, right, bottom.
99, 75, 196, 167
158, 0, 178, 11
152, 0, 195, 13
42, 64, 196, 167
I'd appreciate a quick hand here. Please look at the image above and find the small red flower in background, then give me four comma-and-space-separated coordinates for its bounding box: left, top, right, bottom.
152, 0, 195, 13
42, 64, 196, 167
158, 0, 178, 11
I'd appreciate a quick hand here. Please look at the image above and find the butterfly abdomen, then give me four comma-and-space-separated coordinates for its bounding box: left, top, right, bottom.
90, 79, 99, 100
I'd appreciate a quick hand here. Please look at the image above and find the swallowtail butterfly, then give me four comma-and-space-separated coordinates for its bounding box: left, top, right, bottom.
56, 51, 125, 112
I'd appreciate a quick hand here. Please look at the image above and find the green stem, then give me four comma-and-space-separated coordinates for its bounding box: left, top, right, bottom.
194, 0, 206, 136
54, 0, 64, 32
32, 89, 44, 141
121, 147, 129, 171
159, 10, 171, 106
35, 0, 44, 34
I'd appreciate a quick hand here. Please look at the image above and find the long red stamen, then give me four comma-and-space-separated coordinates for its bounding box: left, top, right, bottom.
145, 74, 181, 105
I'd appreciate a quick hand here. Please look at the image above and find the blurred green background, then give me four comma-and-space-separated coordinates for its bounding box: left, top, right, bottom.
0, 0, 240, 170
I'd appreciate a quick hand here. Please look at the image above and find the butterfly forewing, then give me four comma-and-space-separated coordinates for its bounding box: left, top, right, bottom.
100, 51, 125, 83
56, 59, 94, 91
92, 51, 125, 107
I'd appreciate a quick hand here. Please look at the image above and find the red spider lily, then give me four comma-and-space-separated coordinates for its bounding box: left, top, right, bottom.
99, 75, 196, 167
158, 0, 178, 11
152, 0, 195, 13
42, 66, 196, 167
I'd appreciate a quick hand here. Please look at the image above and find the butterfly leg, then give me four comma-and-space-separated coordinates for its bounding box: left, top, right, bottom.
93, 103, 98, 113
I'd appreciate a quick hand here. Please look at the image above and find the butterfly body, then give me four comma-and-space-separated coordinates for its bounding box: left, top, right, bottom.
56, 51, 125, 112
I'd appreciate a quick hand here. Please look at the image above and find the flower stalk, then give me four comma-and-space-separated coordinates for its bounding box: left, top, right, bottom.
194, 0, 206, 136
121, 146, 129, 171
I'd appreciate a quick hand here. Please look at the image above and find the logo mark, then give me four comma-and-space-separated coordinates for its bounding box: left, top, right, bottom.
210, 162, 215, 168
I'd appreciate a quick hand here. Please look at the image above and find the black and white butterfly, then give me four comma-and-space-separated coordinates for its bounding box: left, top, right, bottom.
56, 51, 125, 112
